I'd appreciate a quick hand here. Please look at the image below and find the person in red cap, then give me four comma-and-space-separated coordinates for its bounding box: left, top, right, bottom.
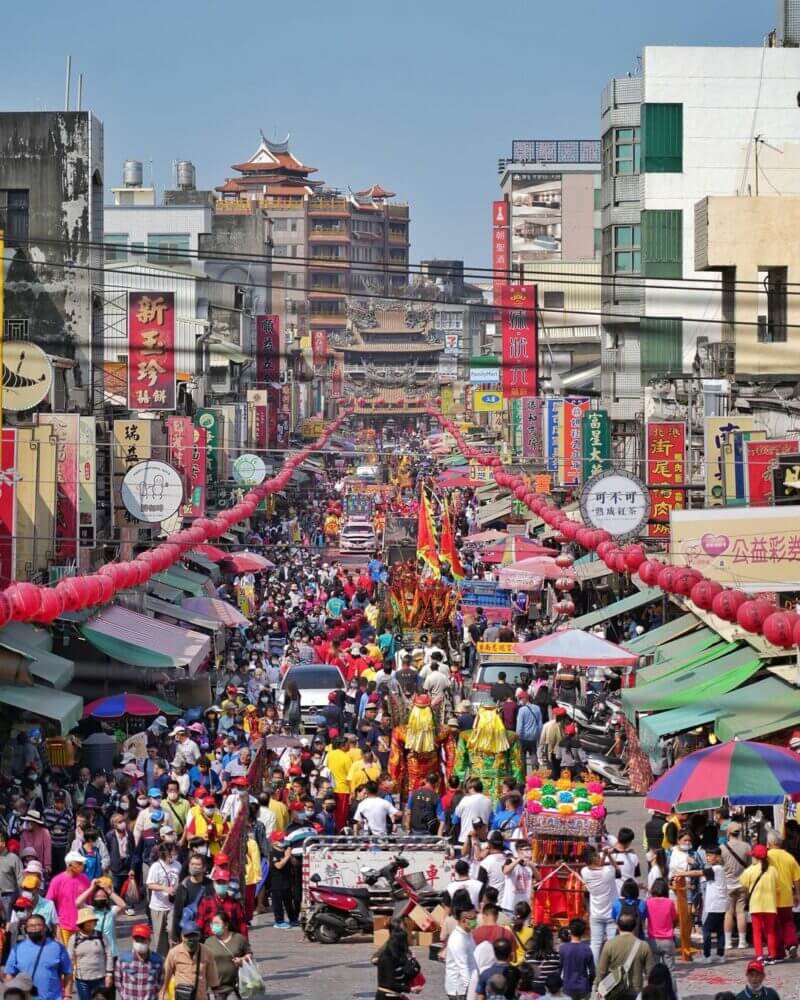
115, 923, 164, 1000
741, 845, 780, 963
738, 959, 780, 1000
195, 868, 247, 940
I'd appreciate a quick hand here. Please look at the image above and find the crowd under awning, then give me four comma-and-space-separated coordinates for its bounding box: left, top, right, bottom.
0, 684, 83, 735
80, 606, 211, 673
570, 588, 662, 630
622, 645, 763, 720
0, 622, 74, 689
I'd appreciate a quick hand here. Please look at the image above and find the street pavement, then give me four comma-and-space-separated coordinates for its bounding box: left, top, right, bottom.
112, 793, 795, 999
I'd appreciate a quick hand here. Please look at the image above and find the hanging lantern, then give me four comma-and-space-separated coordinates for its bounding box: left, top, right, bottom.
624, 545, 646, 573
55, 577, 83, 613
555, 575, 577, 591
555, 552, 575, 570
596, 541, 616, 561
33, 588, 65, 624
0, 593, 11, 629
6, 582, 43, 622
674, 569, 703, 597
554, 599, 575, 616
763, 611, 797, 649
95, 575, 115, 605
657, 566, 678, 592
689, 579, 722, 611
711, 589, 747, 622
575, 528, 594, 549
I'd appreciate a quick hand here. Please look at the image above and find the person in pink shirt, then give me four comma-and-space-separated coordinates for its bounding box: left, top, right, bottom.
45, 850, 90, 944
645, 877, 678, 970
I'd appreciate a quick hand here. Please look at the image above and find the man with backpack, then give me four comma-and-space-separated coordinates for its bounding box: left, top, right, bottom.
595, 912, 654, 1000
170, 852, 213, 945
403, 773, 442, 836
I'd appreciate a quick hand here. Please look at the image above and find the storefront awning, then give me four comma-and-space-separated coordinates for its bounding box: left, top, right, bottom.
622, 646, 762, 720
170, 565, 216, 593
573, 554, 610, 583
144, 596, 224, 636
636, 638, 736, 687
570, 589, 662, 630
714, 677, 800, 742
81, 606, 211, 673
183, 552, 221, 582
147, 579, 184, 604
151, 570, 206, 597
0, 624, 74, 689
0, 684, 83, 735
650, 626, 720, 665
624, 614, 700, 654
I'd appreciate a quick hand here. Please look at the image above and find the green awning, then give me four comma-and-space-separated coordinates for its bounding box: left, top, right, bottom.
79, 627, 180, 668
574, 554, 611, 583
183, 552, 221, 582
624, 614, 699, 653
147, 579, 184, 604
169, 565, 213, 590
622, 646, 762, 720
570, 588, 662, 630
714, 677, 800, 742
636, 640, 736, 686
144, 596, 223, 634
440, 456, 469, 468
0, 624, 74, 689
639, 701, 721, 753
651, 627, 719, 664
0, 684, 83, 735
151, 570, 205, 597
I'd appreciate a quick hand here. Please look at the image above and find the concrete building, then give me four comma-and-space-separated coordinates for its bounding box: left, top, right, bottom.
498, 140, 601, 269
0, 111, 104, 408
600, 44, 800, 445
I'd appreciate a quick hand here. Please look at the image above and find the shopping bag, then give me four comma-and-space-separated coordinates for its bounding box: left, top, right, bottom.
237, 956, 266, 1000
121, 876, 140, 906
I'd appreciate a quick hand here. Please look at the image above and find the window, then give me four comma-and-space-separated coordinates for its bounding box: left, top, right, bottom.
640, 210, 682, 279
614, 127, 640, 175
437, 312, 463, 330
290, 220, 297, 233
593, 187, 602, 210
0, 190, 29, 244
641, 103, 683, 173
130, 241, 145, 256
272, 245, 289, 257
352, 246, 372, 263
272, 218, 288, 231
147, 233, 190, 263
542, 291, 565, 310
613, 225, 640, 273
758, 268, 788, 343
105, 233, 128, 262
594, 228, 602, 254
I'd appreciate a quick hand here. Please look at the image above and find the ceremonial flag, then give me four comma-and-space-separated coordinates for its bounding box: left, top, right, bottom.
439, 497, 465, 580
416, 488, 440, 578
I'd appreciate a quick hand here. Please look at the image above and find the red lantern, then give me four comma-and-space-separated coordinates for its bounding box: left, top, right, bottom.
596, 541, 615, 561
0, 592, 12, 629
6, 582, 43, 621
555, 552, 574, 569
763, 611, 796, 649
554, 599, 575, 616
555, 575, 577, 591
689, 579, 722, 611
657, 566, 678, 592
624, 545, 646, 573
711, 589, 747, 622
514, 486, 527, 500
96, 575, 115, 604
55, 577, 82, 612
613, 551, 628, 574
737, 599, 768, 634
131, 562, 151, 587
576, 528, 595, 549
636, 559, 661, 586
674, 569, 702, 597
33, 587, 65, 624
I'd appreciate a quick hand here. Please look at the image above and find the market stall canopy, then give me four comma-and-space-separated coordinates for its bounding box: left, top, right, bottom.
144, 596, 223, 635
573, 554, 611, 584
0, 622, 74, 689
146, 579, 184, 604
649, 626, 720, 664
151, 569, 206, 597
623, 614, 700, 654
645, 739, 800, 813
169, 565, 216, 594
636, 636, 732, 687
482, 537, 554, 565
181, 597, 250, 628
514, 630, 638, 666
80, 606, 211, 672
0, 684, 83, 735
465, 529, 508, 545
183, 551, 221, 582
498, 557, 571, 589
191, 543, 227, 562
83, 692, 182, 719
569, 588, 661, 630
221, 552, 273, 574
622, 645, 761, 719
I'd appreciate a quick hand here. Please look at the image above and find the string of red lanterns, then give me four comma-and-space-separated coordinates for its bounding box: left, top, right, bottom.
422, 403, 794, 649
0, 407, 356, 628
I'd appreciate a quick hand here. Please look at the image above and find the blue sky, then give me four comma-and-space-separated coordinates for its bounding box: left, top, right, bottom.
1, 0, 770, 267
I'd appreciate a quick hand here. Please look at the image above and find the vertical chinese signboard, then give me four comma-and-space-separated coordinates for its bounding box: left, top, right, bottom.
194, 409, 221, 484
500, 284, 537, 398
128, 292, 175, 410
545, 398, 562, 478
521, 397, 544, 463
561, 399, 590, 486
705, 416, 756, 507
0, 429, 17, 585
646, 421, 686, 538
78, 416, 96, 550
167, 416, 206, 518
113, 419, 152, 529
39, 414, 79, 561
256, 315, 282, 383
745, 438, 799, 506
492, 200, 510, 303
582, 409, 610, 481
312, 330, 329, 367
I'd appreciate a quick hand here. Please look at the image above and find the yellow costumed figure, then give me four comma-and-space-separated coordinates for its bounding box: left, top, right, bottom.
388, 694, 455, 803
454, 705, 525, 802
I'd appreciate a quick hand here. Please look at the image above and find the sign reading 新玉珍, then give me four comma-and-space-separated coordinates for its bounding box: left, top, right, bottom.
579, 470, 651, 541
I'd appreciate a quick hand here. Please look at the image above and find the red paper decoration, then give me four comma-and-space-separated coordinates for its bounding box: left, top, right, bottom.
763, 611, 796, 649
689, 579, 722, 611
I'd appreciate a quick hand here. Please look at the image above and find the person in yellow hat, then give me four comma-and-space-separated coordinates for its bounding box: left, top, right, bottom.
69, 907, 114, 1000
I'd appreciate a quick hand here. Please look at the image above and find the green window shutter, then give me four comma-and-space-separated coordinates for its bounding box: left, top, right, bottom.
641, 209, 682, 279
640, 317, 683, 381
641, 103, 683, 172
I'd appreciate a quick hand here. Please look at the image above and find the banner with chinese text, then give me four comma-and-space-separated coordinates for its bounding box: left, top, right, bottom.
78, 416, 96, 550
39, 414, 79, 560
492, 200, 509, 302
0, 430, 17, 585
128, 292, 175, 410
646, 421, 686, 538
500, 284, 537, 398
521, 397, 544, 462
113, 419, 152, 529
560, 399, 590, 486
255, 315, 281, 383
312, 330, 329, 366
705, 416, 757, 507
745, 437, 799, 506
194, 409, 221, 484
582, 409, 610, 481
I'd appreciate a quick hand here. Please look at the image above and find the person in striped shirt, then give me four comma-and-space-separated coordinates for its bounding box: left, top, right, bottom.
44, 791, 74, 875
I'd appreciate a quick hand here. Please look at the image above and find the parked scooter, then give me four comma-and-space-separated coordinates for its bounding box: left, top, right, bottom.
585, 752, 631, 791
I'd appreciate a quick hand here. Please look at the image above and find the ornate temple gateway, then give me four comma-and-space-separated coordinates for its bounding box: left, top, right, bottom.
332, 302, 444, 409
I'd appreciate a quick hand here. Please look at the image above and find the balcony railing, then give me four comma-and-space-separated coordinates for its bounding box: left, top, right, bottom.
309, 226, 348, 237
308, 197, 350, 214
388, 231, 408, 244
310, 311, 347, 323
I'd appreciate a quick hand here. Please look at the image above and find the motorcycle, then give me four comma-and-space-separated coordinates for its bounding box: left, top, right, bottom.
585, 752, 631, 791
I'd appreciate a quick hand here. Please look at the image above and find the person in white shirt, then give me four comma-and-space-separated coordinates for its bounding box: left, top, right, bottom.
145, 843, 181, 956
444, 859, 483, 910
700, 844, 729, 963
445, 903, 477, 1000
501, 841, 537, 913
454, 781, 493, 845
170, 727, 201, 768
422, 662, 452, 704
352, 782, 399, 836
580, 848, 620, 963
610, 827, 641, 892
478, 832, 509, 897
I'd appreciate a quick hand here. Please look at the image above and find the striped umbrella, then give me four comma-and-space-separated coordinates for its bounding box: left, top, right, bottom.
83, 693, 182, 718
645, 740, 800, 813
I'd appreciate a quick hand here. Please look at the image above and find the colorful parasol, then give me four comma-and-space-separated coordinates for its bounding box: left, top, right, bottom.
221, 552, 273, 573
465, 529, 508, 545
645, 740, 800, 813
83, 693, 182, 719
182, 597, 250, 627
497, 556, 568, 589
514, 629, 638, 666
482, 537, 554, 565
192, 543, 227, 562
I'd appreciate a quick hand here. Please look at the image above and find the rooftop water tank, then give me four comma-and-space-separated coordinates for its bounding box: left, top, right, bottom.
123, 159, 143, 187
176, 160, 196, 191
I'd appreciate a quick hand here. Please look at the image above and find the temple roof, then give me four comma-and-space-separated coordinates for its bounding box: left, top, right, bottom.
231, 136, 317, 176
355, 183, 396, 199
339, 340, 443, 353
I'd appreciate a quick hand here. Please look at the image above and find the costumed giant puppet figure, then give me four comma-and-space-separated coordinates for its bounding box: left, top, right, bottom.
388, 694, 455, 802
454, 705, 525, 801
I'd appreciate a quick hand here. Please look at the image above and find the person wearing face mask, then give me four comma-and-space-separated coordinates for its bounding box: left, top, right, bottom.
162, 781, 189, 838
74, 877, 125, 957
68, 907, 114, 1000
133, 788, 165, 846
0, 830, 23, 919
45, 853, 90, 946
195, 867, 248, 940
145, 842, 181, 956
104, 811, 135, 903
20, 811, 52, 878
5, 912, 72, 1000
445, 904, 478, 1000
188, 758, 221, 798
220, 778, 250, 825
203, 909, 251, 1000
18, 871, 59, 934
163, 919, 219, 1000
115, 923, 164, 1000
184, 798, 227, 859
170, 852, 213, 945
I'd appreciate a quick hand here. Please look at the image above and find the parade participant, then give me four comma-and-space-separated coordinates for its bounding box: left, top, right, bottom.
388, 694, 456, 802
453, 707, 524, 803
196, 867, 248, 939
203, 910, 251, 1000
